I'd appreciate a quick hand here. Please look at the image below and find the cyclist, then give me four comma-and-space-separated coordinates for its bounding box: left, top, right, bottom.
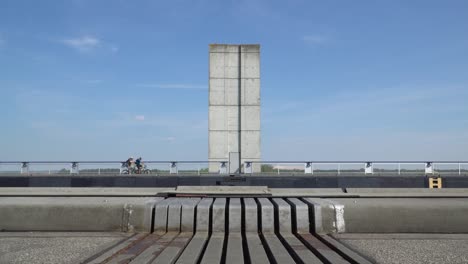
135, 157, 143, 174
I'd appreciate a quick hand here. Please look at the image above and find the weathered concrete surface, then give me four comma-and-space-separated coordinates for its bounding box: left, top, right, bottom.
208, 44, 261, 173
0, 197, 161, 232
0, 232, 130, 264
0, 187, 174, 196
335, 233, 468, 264
174, 185, 270, 195
305, 198, 345, 234
333, 198, 468, 233
347, 188, 468, 197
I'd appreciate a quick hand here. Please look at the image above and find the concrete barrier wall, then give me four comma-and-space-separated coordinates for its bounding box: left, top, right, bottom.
2, 175, 467, 188
0, 197, 161, 232
333, 198, 468, 233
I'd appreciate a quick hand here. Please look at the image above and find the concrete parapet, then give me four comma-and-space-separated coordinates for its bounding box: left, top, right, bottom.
0, 197, 162, 232
333, 198, 468, 233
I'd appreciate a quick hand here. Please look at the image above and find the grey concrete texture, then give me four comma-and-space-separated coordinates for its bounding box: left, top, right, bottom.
0, 232, 131, 264
196, 198, 213, 232
176, 185, 269, 193
335, 233, 468, 264
305, 198, 345, 234
0, 187, 174, 196
208, 44, 261, 173
0, 197, 161, 232
333, 197, 468, 233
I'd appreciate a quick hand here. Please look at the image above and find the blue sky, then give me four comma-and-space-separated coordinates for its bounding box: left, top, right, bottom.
0, 0, 467, 161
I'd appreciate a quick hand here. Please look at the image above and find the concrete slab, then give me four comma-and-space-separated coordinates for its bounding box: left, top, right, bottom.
0, 197, 162, 232
174, 185, 270, 195
196, 198, 213, 232
152, 232, 193, 264
347, 188, 468, 197
0, 187, 174, 196
212, 198, 226, 232
272, 198, 292, 233
262, 234, 296, 264
257, 198, 274, 233
180, 198, 201, 233
287, 198, 310, 233
154, 198, 173, 234
175, 233, 209, 264
333, 198, 468, 233
245, 234, 269, 264
130, 232, 178, 263
167, 199, 183, 232
243, 198, 258, 232
225, 234, 244, 264
305, 198, 345, 234
200, 233, 224, 264
229, 198, 242, 232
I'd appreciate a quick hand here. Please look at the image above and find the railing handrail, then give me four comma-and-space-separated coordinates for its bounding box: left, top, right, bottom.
1, 160, 468, 164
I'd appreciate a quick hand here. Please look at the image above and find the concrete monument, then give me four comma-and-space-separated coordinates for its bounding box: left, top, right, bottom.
208, 44, 261, 173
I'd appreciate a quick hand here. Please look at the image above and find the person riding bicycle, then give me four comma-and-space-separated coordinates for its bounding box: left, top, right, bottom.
125, 157, 134, 169
135, 157, 143, 173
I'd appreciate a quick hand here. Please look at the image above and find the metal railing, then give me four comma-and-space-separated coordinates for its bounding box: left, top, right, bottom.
0, 160, 468, 176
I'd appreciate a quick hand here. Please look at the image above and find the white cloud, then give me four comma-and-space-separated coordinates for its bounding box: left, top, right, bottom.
302, 34, 328, 45
135, 115, 145, 121
61, 36, 100, 52
136, 84, 207, 90
165, 137, 176, 142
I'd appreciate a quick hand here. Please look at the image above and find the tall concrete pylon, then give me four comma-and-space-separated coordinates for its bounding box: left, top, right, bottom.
208, 44, 261, 173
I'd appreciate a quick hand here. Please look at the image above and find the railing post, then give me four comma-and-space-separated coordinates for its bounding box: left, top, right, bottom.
71, 162, 79, 175
425, 162, 433, 175
398, 163, 401, 175
219, 162, 227, 174
459, 163, 461, 176
305, 162, 312, 174
170, 162, 178, 174
21, 162, 29, 174
338, 163, 340, 175
98, 168, 101, 175
244, 161, 252, 174
277, 164, 280, 175
365, 162, 373, 175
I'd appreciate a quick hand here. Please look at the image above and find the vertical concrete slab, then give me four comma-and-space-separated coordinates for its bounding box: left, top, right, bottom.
211, 198, 226, 232
272, 198, 292, 233
244, 198, 258, 232
181, 198, 201, 233
271, 198, 322, 264
226, 198, 243, 264
196, 198, 213, 233
257, 198, 295, 263
167, 199, 183, 232
287, 198, 310, 233
154, 198, 175, 234
176, 198, 213, 264
209, 44, 261, 173
244, 198, 270, 263
257, 198, 274, 233
200, 198, 226, 264
288, 198, 349, 264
